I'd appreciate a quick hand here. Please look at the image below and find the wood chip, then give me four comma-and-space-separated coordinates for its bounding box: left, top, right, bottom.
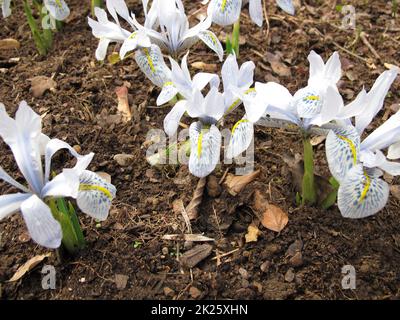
180, 244, 213, 268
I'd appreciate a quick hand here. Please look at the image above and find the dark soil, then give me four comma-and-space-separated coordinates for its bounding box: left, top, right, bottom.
0, 0, 400, 300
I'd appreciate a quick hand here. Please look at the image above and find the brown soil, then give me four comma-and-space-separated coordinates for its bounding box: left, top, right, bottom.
0, 0, 400, 300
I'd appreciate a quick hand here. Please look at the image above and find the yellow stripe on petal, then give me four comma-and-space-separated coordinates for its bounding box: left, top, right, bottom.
232, 119, 250, 134
221, 0, 228, 13
55, 0, 63, 8
143, 48, 155, 73
338, 135, 357, 165
304, 95, 320, 101
197, 131, 205, 158
359, 172, 371, 203
79, 184, 113, 200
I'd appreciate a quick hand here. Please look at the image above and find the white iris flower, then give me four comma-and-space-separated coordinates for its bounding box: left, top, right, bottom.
44, 0, 70, 21
0, 102, 116, 248
325, 67, 400, 219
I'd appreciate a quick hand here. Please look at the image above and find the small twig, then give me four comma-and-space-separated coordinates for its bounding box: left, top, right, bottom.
360, 31, 382, 61
211, 248, 240, 261
186, 177, 207, 220
262, 0, 270, 47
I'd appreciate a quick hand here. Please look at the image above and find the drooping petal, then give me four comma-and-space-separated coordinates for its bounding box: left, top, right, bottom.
275, 0, 295, 15
388, 141, 400, 160
0, 193, 30, 221
226, 117, 254, 159
294, 87, 323, 119
0, 101, 44, 195
189, 122, 222, 178
203, 87, 226, 122
106, 0, 132, 25
197, 30, 224, 62
157, 82, 179, 106
96, 38, 111, 61
355, 67, 399, 135
135, 45, 171, 88
325, 125, 360, 183
21, 195, 62, 249
164, 100, 188, 136
77, 170, 116, 221
338, 165, 389, 219
44, 0, 70, 21
336, 88, 367, 120
249, 0, 263, 26
207, 0, 242, 26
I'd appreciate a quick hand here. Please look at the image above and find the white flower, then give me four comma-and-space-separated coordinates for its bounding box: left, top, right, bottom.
0, 102, 116, 248
162, 52, 220, 136
88, 1, 150, 61
325, 67, 400, 219
44, 0, 70, 21
206, 0, 294, 27
1, 0, 11, 18
132, 0, 224, 60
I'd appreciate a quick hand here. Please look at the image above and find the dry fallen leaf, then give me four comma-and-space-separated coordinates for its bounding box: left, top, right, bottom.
180, 244, 213, 268
245, 224, 261, 243
253, 190, 288, 232
265, 52, 291, 77
115, 86, 132, 122
310, 135, 326, 146
390, 185, 400, 200
162, 234, 215, 242
30, 76, 57, 98
8, 253, 51, 282
191, 61, 217, 72
173, 199, 192, 233
224, 169, 261, 196
0, 38, 20, 50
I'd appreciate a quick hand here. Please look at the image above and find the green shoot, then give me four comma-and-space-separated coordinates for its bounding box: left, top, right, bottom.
301, 137, 317, 205
91, 0, 104, 17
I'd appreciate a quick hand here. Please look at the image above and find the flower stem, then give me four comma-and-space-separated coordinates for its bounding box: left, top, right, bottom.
301, 137, 317, 205
231, 18, 241, 57
48, 198, 85, 254
91, 0, 104, 17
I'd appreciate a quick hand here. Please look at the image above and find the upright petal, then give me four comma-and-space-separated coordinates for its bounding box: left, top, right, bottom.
0, 102, 44, 195
325, 125, 360, 183
189, 122, 222, 178
310, 85, 344, 127
226, 117, 254, 159
208, 0, 242, 26
355, 67, 399, 134
21, 195, 62, 249
135, 45, 171, 88
249, 0, 263, 26
0, 193, 30, 221
338, 165, 389, 219
77, 170, 117, 221
222, 54, 239, 92
1, 0, 11, 18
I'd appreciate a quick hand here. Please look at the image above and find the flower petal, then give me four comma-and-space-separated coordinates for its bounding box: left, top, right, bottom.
388, 141, 400, 160
77, 170, 116, 221
135, 45, 171, 88
0, 193, 30, 221
207, 0, 242, 26
164, 100, 187, 136
275, 0, 295, 15
0, 165, 30, 193
338, 165, 389, 219
189, 122, 221, 178
326, 125, 360, 183
0, 101, 44, 195
226, 117, 254, 159
249, 0, 263, 26
21, 195, 62, 249
1, 0, 11, 18
197, 30, 224, 61
44, 0, 70, 21
157, 82, 179, 106
41, 169, 80, 199
294, 87, 323, 119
